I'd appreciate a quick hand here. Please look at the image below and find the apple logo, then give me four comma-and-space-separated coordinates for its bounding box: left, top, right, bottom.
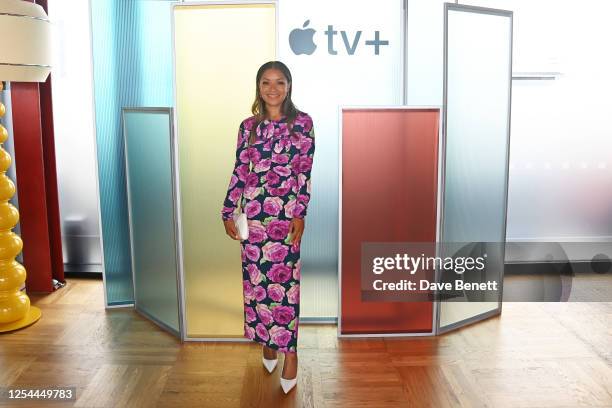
289, 20, 316, 55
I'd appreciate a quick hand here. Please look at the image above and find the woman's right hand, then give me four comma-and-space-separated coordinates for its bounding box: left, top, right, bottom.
223, 219, 241, 240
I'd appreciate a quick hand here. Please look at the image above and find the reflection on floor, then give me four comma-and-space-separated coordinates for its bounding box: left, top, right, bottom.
504, 269, 612, 302
1, 277, 611, 407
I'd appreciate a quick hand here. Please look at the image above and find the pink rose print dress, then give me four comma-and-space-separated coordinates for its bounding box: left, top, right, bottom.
221, 111, 315, 353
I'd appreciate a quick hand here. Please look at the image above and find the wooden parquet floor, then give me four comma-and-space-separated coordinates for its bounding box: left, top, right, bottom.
1, 277, 611, 408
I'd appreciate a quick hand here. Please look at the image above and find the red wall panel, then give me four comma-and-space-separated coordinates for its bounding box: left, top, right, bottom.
341, 108, 440, 334
11, 83, 54, 292
37, 0, 65, 284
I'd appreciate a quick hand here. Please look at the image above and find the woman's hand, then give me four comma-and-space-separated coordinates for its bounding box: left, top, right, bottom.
289, 218, 305, 245
223, 219, 240, 240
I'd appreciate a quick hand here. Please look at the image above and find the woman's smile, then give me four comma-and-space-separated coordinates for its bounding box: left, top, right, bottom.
260, 68, 289, 109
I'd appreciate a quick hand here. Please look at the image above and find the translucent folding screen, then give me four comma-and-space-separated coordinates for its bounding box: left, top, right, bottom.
123, 108, 181, 336
340, 108, 440, 335
438, 4, 512, 331
173, 3, 276, 339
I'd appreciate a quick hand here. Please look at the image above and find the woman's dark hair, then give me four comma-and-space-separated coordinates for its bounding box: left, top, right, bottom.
249, 61, 299, 144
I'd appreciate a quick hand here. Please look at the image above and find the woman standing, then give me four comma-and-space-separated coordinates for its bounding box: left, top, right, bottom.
221, 61, 315, 394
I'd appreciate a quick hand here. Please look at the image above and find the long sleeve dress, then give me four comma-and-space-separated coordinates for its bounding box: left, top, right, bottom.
221, 111, 315, 353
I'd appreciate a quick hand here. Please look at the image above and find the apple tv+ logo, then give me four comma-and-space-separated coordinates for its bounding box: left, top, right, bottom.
289, 20, 389, 56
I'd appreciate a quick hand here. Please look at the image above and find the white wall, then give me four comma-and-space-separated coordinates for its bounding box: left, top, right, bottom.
407, 0, 612, 262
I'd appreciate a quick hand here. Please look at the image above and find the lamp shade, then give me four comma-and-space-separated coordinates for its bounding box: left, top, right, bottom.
0, 0, 51, 82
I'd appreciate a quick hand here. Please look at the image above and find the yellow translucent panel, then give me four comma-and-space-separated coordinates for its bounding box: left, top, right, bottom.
174, 3, 276, 338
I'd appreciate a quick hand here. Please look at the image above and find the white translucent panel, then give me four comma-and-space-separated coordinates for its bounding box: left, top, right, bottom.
443, 8, 511, 243
278, 0, 404, 319
406, 0, 447, 105
440, 5, 512, 330
48, 0, 102, 267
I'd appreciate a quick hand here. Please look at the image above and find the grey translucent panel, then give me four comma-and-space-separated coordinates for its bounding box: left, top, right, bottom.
123, 108, 180, 335
439, 4, 512, 331
278, 0, 404, 319
406, 0, 447, 106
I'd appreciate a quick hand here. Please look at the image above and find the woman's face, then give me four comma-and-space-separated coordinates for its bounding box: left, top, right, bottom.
259, 68, 290, 111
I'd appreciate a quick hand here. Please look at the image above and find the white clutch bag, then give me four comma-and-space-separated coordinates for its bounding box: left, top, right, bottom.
232, 212, 249, 240
232, 151, 252, 241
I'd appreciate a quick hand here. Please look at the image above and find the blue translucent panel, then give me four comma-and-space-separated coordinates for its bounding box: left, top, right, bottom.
123, 109, 180, 334
439, 5, 512, 329
90, 0, 175, 305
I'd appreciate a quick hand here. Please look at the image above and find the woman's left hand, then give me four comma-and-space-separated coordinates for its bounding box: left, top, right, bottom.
289, 218, 305, 245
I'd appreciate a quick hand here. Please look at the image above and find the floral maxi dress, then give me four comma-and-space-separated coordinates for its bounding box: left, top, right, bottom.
221, 111, 315, 353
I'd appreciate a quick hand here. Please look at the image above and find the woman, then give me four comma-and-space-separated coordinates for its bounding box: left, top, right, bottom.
221, 61, 315, 394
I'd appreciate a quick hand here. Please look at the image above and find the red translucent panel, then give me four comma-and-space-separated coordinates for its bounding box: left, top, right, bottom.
341, 108, 440, 334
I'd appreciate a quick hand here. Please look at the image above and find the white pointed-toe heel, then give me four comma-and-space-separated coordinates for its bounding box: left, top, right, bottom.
262, 357, 278, 373
280, 376, 297, 394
